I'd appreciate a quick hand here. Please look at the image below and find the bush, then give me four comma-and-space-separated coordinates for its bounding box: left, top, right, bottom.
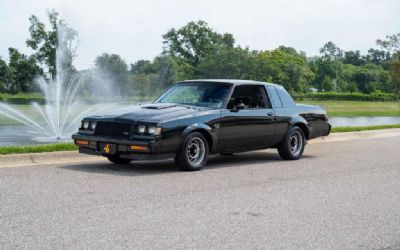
292, 92, 399, 102
0, 93, 45, 104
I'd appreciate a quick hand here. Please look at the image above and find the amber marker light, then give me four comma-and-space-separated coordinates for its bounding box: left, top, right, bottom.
75, 140, 89, 145
130, 145, 148, 151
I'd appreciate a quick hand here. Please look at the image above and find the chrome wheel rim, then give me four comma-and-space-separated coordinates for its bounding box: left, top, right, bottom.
289, 131, 303, 156
186, 137, 206, 167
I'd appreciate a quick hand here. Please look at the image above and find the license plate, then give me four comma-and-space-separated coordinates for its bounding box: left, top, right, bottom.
100, 143, 117, 155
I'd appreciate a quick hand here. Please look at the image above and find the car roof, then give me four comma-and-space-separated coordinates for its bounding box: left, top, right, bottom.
181, 79, 282, 88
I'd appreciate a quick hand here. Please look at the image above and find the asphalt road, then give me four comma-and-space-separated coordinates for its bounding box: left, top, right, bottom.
1, 136, 400, 249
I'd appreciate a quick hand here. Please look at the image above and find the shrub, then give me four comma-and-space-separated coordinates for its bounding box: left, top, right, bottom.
292, 92, 399, 102
0, 93, 45, 104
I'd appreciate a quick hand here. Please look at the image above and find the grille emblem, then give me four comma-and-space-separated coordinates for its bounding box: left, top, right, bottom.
103, 144, 110, 154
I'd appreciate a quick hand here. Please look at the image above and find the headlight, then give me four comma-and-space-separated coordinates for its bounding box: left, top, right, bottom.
148, 126, 161, 135
83, 121, 90, 130
138, 125, 146, 134
90, 121, 97, 130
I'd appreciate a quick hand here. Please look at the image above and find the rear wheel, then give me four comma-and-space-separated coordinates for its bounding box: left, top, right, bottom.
106, 155, 132, 164
175, 132, 209, 171
278, 126, 305, 160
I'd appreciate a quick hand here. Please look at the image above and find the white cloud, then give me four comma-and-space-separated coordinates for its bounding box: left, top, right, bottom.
1, 0, 399, 69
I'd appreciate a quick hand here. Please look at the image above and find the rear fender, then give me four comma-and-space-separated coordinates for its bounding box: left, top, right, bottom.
289, 117, 310, 140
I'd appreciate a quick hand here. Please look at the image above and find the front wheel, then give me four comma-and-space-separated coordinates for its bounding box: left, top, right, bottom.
175, 132, 209, 171
106, 155, 132, 164
277, 126, 305, 160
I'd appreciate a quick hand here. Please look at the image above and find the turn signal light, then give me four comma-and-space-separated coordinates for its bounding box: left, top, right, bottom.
130, 145, 148, 151
76, 140, 89, 145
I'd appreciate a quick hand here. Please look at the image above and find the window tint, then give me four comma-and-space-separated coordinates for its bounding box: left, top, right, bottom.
276, 86, 296, 107
227, 85, 271, 109
267, 86, 283, 108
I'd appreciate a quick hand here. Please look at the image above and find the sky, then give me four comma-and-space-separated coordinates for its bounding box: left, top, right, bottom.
0, 0, 399, 70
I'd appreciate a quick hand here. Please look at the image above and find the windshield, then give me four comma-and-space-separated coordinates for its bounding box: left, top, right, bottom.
156, 82, 231, 108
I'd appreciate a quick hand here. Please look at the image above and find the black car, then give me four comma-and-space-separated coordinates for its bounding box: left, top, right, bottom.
72, 80, 330, 171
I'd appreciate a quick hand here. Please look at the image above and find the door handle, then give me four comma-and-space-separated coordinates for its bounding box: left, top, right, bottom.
267, 112, 274, 116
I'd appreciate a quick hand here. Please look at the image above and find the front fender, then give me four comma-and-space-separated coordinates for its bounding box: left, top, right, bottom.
180, 123, 217, 152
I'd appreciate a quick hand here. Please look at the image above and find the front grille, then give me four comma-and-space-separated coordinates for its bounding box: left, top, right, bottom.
111, 122, 134, 137
95, 121, 133, 138
95, 121, 112, 136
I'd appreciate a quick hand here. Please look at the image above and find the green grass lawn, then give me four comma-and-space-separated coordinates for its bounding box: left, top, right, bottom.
331, 124, 400, 133
300, 100, 400, 117
0, 143, 77, 155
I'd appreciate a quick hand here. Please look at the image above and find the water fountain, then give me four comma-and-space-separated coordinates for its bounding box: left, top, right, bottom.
0, 25, 111, 144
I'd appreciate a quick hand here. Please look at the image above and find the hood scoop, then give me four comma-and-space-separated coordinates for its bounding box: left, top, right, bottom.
141, 103, 177, 110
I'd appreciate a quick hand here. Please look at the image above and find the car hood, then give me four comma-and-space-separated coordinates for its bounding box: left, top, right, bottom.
86, 103, 209, 123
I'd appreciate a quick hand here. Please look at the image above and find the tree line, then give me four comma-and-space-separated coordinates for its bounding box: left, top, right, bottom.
0, 11, 399, 98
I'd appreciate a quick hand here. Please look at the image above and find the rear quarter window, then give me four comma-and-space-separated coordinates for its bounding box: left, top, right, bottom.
267, 86, 283, 108
276, 86, 296, 108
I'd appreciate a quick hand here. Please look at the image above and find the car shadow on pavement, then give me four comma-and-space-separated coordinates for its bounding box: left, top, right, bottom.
61, 150, 315, 176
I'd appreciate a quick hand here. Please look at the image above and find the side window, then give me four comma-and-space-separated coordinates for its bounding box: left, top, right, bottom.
267, 86, 283, 108
227, 85, 271, 109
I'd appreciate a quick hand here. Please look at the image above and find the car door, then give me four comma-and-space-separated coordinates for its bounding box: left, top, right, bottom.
217, 84, 276, 151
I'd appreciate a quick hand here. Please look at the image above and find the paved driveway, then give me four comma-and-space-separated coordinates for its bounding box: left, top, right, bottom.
1, 136, 400, 249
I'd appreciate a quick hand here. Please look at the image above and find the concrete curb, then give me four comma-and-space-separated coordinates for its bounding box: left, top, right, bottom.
1, 128, 400, 168
0, 151, 103, 168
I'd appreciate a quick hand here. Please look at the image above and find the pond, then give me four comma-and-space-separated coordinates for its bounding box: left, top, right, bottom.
0, 125, 73, 146
329, 116, 400, 127
1, 116, 400, 146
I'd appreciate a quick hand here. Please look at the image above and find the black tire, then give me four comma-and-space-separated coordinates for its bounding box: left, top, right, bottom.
277, 126, 305, 160
175, 132, 209, 171
106, 155, 132, 164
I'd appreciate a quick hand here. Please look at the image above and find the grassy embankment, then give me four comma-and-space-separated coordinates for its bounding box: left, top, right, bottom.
331, 124, 400, 133
0, 143, 76, 155
301, 100, 400, 117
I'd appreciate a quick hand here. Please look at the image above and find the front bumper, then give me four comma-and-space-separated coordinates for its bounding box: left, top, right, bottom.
72, 133, 175, 161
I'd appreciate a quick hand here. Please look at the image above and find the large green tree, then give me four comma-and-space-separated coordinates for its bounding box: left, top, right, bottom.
0, 57, 7, 92
377, 33, 400, 54
162, 20, 234, 69
253, 47, 314, 92
343, 50, 364, 66
94, 53, 130, 95
5, 48, 41, 93
196, 46, 253, 80
377, 33, 400, 95
365, 48, 389, 65
130, 55, 190, 97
